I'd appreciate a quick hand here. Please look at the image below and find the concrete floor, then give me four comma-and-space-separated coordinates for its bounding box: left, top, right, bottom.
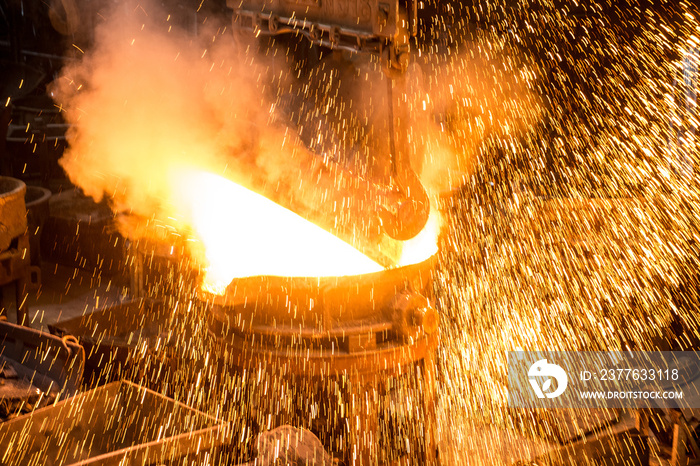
28, 261, 128, 331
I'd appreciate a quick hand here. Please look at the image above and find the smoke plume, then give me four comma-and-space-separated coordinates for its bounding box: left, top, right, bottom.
51, 1, 284, 226
51, 0, 540, 275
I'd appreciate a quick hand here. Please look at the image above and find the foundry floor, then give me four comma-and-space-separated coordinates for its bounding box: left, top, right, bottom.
0, 256, 560, 465
1, 260, 127, 332
0, 189, 567, 465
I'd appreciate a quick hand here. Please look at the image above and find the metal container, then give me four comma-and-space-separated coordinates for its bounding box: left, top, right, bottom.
0, 380, 231, 465
205, 254, 441, 464
203, 253, 437, 328
24, 185, 51, 266
48, 299, 173, 387
0, 320, 83, 419
205, 253, 440, 375
0, 176, 26, 252
0, 178, 34, 323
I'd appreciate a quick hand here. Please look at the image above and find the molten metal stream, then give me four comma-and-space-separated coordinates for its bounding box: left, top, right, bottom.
172, 170, 382, 294
171, 170, 439, 295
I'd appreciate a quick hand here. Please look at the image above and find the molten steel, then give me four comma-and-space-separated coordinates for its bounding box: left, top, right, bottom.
171, 169, 388, 294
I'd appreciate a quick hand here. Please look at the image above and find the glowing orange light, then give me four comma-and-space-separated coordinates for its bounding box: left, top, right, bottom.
398, 208, 440, 267
170, 169, 384, 294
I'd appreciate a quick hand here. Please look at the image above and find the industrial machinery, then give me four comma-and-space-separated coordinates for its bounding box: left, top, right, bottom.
203, 252, 440, 464
2, 1, 443, 463
0, 177, 41, 325
229, 0, 416, 72
176, 2, 444, 463
228, 0, 431, 243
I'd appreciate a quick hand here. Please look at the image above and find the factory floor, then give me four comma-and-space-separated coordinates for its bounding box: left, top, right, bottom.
2, 258, 562, 466
5, 258, 684, 465
0, 246, 558, 465
16, 267, 669, 466
2, 260, 127, 332
0, 190, 657, 465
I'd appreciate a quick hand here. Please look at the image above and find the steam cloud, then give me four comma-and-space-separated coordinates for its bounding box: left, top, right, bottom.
51, 0, 540, 272
51, 2, 279, 220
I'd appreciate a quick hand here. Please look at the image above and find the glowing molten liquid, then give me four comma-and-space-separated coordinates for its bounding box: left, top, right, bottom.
398, 210, 440, 267
172, 170, 383, 294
